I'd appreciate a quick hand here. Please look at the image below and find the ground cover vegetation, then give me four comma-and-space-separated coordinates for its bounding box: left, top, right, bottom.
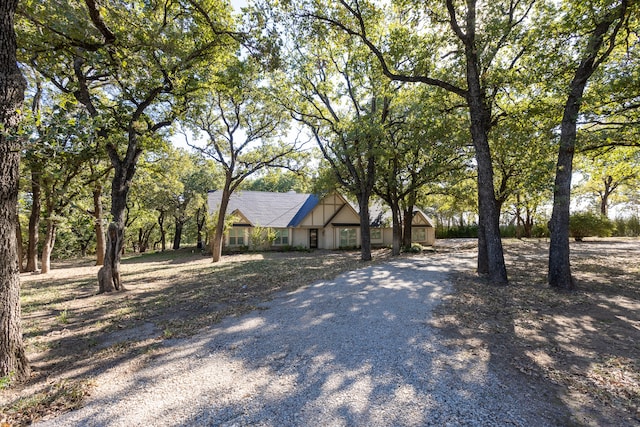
0, 0, 638, 421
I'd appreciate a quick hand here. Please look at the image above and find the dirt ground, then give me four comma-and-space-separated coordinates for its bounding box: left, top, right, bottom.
432, 238, 640, 426
1, 239, 639, 426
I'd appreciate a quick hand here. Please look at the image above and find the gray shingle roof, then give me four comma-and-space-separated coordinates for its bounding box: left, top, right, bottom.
207, 190, 316, 228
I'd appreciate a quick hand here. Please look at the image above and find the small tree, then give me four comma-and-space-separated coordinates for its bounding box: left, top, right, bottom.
249, 226, 277, 250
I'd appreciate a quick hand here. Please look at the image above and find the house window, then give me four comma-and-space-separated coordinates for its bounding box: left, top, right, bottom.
371, 228, 382, 241
412, 227, 426, 242
339, 228, 357, 247
229, 228, 245, 246
273, 228, 289, 245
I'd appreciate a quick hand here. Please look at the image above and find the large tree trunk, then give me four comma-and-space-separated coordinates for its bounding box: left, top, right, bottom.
212, 185, 232, 263
0, 0, 30, 380
98, 222, 124, 293
40, 219, 56, 274
94, 185, 105, 266
98, 151, 138, 292
467, 73, 508, 285
173, 220, 184, 250
357, 190, 372, 262
548, 9, 624, 290
25, 167, 41, 272
389, 201, 402, 256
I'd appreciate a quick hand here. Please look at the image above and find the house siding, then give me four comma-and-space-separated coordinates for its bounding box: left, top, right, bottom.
208, 190, 436, 250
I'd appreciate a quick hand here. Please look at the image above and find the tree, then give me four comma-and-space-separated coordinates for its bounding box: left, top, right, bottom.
186, 59, 299, 262
575, 147, 640, 217
19, 0, 235, 291
546, 0, 633, 290
280, 0, 538, 284
374, 85, 469, 254
0, 0, 29, 381
243, 168, 313, 193
276, 20, 392, 261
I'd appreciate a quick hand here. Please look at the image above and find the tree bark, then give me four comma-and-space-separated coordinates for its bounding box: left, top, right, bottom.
25, 166, 41, 272
196, 205, 206, 250
388, 200, 402, 256
40, 219, 56, 274
173, 220, 184, 250
548, 7, 625, 290
157, 209, 167, 251
94, 185, 105, 266
357, 190, 372, 262
212, 184, 232, 263
98, 141, 140, 292
0, 0, 30, 380
16, 219, 23, 272
466, 53, 508, 285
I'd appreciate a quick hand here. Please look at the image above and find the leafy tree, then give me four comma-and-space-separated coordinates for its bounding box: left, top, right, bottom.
542, 0, 634, 290
376, 85, 470, 254
19, 0, 235, 292
243, 168, 313, 193
278, 0, 540, 284
185, 59, 299, 262
574, 147, 640, 217
276, 19, 392, 261
0, 0, 29, 381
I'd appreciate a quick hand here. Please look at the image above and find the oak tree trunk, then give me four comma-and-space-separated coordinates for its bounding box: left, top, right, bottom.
466, 61, 508, 285
196, 206, 206, 250
98, 156, 138, 292
173, 220, 184, 250
0, 0, 30, 380
16, 219, 24, 272
212, 185, 231, 263
25, 167, 41, 272
389, 201, 402, 256
94, 185, 105, 266
402, 205, 413, 249
358, 191, 372, 262
40, 219, 56, 274
548, 9, 624, 290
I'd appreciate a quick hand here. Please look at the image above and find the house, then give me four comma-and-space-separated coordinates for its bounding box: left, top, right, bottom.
207, 190, 435, 250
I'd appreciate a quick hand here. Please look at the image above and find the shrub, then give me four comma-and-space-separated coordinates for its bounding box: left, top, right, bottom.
569, 212, 614, 241
405, 243, 424, 253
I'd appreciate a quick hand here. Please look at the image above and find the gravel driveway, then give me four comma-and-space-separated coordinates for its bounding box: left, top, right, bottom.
36, 253, 567, 426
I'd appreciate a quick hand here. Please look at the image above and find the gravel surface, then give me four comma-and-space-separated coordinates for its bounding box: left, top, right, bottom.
35, 253, 568, 426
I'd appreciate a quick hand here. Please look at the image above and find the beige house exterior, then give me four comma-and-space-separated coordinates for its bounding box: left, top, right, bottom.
207, 190, 435, 250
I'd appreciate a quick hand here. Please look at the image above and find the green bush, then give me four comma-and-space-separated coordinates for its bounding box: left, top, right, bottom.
569, 212, 614, 241
405, 243, 424, 253
613, 215, 640, 237
532, 223, 550, 238
435, 225, 478, 238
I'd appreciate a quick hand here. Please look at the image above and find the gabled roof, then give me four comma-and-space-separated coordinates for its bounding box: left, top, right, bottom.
287, 194, 320, 227
208, 190, 316, 228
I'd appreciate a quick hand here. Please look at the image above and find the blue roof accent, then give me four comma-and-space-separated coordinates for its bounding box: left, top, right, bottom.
287, 194, 320, 227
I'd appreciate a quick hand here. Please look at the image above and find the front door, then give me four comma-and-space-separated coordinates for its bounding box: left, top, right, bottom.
309, 229, 318, 249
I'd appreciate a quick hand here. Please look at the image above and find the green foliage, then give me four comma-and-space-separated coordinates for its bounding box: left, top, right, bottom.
569, 212, 615, 241
405, 243, 424, 253
436, 225, 479, 239
613, 215, 640, 237
249, 226, 277, 250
